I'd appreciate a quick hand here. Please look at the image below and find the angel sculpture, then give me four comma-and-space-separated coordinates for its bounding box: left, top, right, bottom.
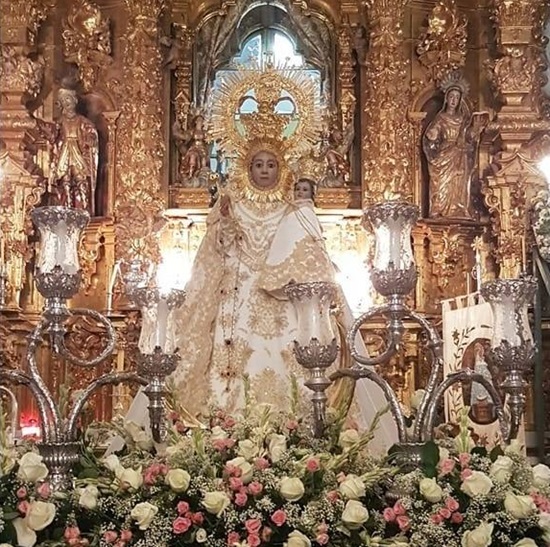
172, 112, 211, 188
318, 122, 354, 188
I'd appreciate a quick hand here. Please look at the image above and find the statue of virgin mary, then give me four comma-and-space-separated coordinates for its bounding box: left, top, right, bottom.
166, 67, 398, 450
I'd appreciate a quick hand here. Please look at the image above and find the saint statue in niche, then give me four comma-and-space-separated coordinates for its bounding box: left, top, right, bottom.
318, 119, 354, 188
36, 86, 99, 215
422, 72, 488, 219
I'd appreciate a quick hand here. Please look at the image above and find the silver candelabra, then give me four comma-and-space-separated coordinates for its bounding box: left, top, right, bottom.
287, 201, 536, 453
0, 206, 184, 490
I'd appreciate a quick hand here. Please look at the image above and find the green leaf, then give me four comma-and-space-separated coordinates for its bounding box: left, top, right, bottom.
421, 441, 440, 468
489, 445, 504, 461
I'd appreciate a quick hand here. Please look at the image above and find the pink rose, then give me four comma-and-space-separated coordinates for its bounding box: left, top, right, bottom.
445, 497, 459, 512
439, 458, 456, 476
159, 464, 169, 475
64, 526, 80, 540
255, 458, 270, 470
439, 508, 451, 519
247, 533, 261, 547
213, 439, 229, 451
286, 419, 299, 430
383, 508, 396, 522
234, 492, 248, 507
460, 469, 473, 481
316, 533, 329, 545
262, 527, 272, 542
103, 531, 118, 543
248, 481, 263, 496
17, 500, 30, 516
173, 517, 192, 534
144, 471, 156, 485
317, 523, 328, 534
224, 417, 236, 428
393, 501, 406, 516
36, 482, 51, 499
120, 530, 132, 542
458, 453, 471, 468
177, 501, 190, 514
16, 486, 27, 499
451, 512, 464, 524
430, 514, 443, 525
191, 512, 204, 525
396, 515, 410, 531
245, 519, 262, 535
326, 490, 340, 503
229, 477, 244, 491
227, 531, 240, 546
306, 458, 320, 472
271, 509, 287, 527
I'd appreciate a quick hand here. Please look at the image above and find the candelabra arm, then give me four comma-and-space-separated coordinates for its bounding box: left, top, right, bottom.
27, 320, 63, 442
0, 368, 54, 441
422, 369, 507, 441
346, 304, 404, 367
0, 385, 18, 437
67, 372, 148, 439
55, 308, 116, 367
407, 310, 444, 442
330, 367, 408, 442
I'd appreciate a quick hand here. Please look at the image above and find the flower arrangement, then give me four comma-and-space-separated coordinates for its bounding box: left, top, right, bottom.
1, 392, 550, 547
382, 410, 550, 546
531, 189, 550, 261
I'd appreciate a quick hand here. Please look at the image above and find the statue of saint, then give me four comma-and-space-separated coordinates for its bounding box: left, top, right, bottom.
37, 87, 99, 214
173, 113, 211, 188
422, 74, 488, 219
319, 123, 354, 188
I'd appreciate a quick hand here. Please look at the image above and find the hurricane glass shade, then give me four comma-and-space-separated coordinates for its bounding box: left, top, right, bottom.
31, 207, 89, 275
285, 282, 336, 346
480, 278, 536, 349
364, 201, 419, 272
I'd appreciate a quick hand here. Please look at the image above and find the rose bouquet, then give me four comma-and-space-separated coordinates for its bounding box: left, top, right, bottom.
381, 411, 550, 546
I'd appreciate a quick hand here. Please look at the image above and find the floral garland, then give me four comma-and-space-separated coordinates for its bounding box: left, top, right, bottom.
1, 398, 549, 547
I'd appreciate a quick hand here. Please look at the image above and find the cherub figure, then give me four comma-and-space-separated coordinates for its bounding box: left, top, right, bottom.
319, 122, 354, 188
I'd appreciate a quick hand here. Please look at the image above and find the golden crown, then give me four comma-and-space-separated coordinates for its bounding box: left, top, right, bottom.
439, 70, 470, 96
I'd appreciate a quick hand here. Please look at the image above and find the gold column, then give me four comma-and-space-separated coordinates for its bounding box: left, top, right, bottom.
0, 0, 48, 310
361, 0, 413, 204
484, 0, 550, 278
113, 0, 166, 262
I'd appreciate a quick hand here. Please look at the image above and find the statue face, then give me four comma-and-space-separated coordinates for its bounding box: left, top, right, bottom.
446, 89, 461, 112
58, 92, 78, 113
294, 180, 313, 200
249, 150, 279, 189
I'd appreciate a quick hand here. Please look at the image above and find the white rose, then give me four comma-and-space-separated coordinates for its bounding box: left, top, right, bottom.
78, 485, 99, 510
505, 439, 524, 456
237, 439, 258, 460
13, 518, 37, 547
461, 471, 493, 497
539, 512, 550, 543
461, 522, 494, 547
26, 500, 56, 531
341, 499, 369, 529
269, 434, 287, 463
279, 477, 305, 502
227, 456, 254, 484
285, 530, 311, 547
133, 430, 153, 451
504, 493, 536, 519
195, 528, 208, 543
165, 469, 191, 492
130, 501, 158, 530
338, 429, 360, 450
419, 477, 443, 503
211, 426, 228, 441
0, 543, 14, 547
118, 467, 143, 490
202, 491, 230, 516
339, 474, 366, 500
17, 452, 49, 483
514, 540, 537, 547
410, 389, 426, 411
489, 455, 514, 484
533, 464, 550, 489
103, 454, 123, 475
438, 447, 450, 464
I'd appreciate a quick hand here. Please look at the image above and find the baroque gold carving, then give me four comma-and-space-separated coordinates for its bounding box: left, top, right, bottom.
62, 0, 113, 92
113, 0, 166, 261
416, 0, 468, 84
362, 0, 413, 204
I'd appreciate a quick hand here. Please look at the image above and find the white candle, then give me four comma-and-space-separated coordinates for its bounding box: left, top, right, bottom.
155, 298, 169, 350
475, 248, 482, 292
54, 221, 68, 269
388, 219, 401, 268
106, 261, 121, 311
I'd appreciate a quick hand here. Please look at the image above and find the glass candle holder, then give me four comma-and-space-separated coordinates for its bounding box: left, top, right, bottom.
363, 201, 419, 298
31, 207, 89, 299
284, 282, 337, 347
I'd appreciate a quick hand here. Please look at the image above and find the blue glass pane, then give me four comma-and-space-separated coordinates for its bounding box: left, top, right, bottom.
272, 31, 303, 67
234, 34, 262, 67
